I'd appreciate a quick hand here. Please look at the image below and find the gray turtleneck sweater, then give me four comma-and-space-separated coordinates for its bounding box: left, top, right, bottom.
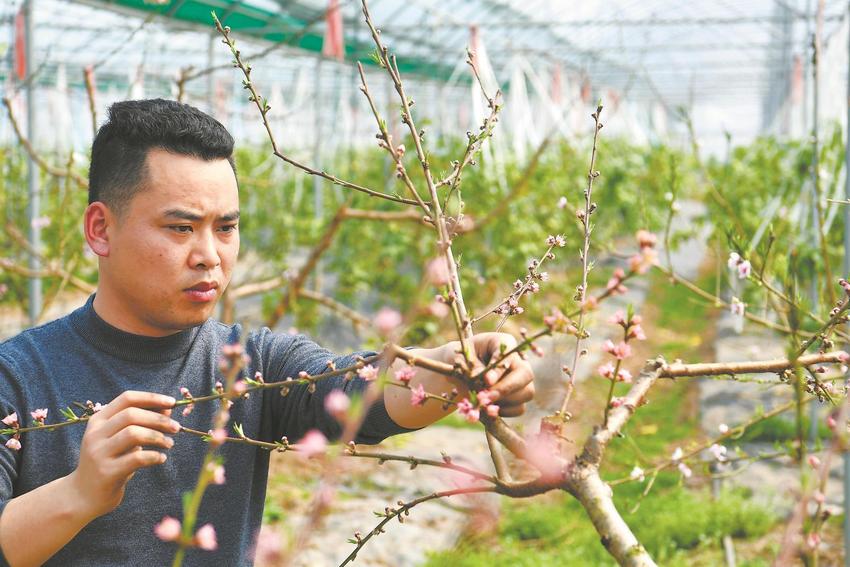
0, 294, 412, 566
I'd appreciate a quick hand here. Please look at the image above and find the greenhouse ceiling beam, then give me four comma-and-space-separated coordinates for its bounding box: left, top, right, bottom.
488, 43, 803, 54
382, 14, 846, 31
72, 0, 461, 82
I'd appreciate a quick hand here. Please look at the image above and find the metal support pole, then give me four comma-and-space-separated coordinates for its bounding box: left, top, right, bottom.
312, 57, 324, 288
809, 0, 823, 445
843, 4, 850, 565
206, 33, 215, 113
24, 0, 40, 326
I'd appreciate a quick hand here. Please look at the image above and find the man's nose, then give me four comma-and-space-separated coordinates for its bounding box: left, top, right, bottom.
190, 230, 221, 270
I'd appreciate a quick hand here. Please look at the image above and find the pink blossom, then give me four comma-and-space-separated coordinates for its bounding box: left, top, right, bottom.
730, 297, 745, 318
546, 234, 566, 247
636, 230, 657, 249
736, 260, 752, 279
233, 380, 247, 395
727, 252, 741, 269
629, 248, 657, 274
1, 413, 18, 428
410, 383, 427, 406
211, 464, 226, 485
616, 369, 633, 383
428, 300, 450, 318
543, 309, 568, 332
807, 455, 821, 469
208, 428, 227, 447
154, 516, 182, 542
602, 340, 631, 360
598, 362, 616, 379
476, 390, 496, 407
628, 325, 647, 341
425, 257, 450, 286
297, 430, 328, 458
324, 390, 350, 419
374, 307, 403, 335
671, 447, 683, 461
677, 462, 692, 478
813, 491, 825, 504
709, 444, 727, 462
457, 398, 480, 423
4, 438, 20, 451
608, 311, 627, 326
606, 276, 627, 294
718, 423, 729, 434
806, 532, 821, 550
462, 408, 480, 423
630, 466, 645, 482
486, 404, 500, 417
827, 415, 838, 430
30, 408, 47, 423
252, 528, 283, 564
838, 351, 850, 363
609, 397, 624, 408
195, 523, 218, 551
394, 366, 417, 384
220, 343, 244, 358
557, 196, 568, 209
358, 365, 379, 381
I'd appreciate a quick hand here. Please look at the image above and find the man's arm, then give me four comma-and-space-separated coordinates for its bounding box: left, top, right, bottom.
0, 391, 178, 567
384, 332, 535, 429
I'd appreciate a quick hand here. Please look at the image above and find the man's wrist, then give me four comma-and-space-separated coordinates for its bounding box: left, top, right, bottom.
61, 472, 101, 524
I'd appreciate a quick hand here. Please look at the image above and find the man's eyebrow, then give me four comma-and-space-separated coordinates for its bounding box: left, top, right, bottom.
162, 209, 240, 222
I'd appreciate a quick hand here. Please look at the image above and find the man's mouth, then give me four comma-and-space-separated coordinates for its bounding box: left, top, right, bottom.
187, 282, 218, 292
185, 282, 219, 302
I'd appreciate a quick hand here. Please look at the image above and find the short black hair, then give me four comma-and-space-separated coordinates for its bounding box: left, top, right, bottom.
88, 98, 236, 218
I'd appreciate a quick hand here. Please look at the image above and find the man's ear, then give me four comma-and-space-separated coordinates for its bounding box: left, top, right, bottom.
84, 202, 112, 257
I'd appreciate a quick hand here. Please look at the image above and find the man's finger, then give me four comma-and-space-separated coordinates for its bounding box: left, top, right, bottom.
498, 405, 525, 418
489, 359, 533, 397
497, 384, 536, 406
97, 391, 176, 421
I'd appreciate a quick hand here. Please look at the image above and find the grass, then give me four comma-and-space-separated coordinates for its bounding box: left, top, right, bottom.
424, 487, 773, 567
424, 266, 782, 566
737, 413, 831, 443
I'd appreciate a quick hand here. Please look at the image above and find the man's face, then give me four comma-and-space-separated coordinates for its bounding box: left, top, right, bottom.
92, 148, 240, 336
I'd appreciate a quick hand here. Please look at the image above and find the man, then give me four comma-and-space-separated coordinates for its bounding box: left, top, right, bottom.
0, 99, 534, 566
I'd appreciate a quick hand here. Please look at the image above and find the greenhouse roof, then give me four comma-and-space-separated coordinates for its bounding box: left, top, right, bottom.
2, 0, 850, 148
83, 0, 461, 81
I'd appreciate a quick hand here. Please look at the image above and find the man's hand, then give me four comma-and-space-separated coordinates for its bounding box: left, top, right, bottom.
464, 332, 536, 417
0, 391, 180, 567
384, 333, 536, 428
68, 391, 179, 518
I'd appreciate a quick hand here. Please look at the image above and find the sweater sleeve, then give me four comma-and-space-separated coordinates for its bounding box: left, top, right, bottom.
255, 330, 419, 445
0, 354, 26, 567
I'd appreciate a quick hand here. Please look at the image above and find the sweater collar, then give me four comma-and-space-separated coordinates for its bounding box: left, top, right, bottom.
69, 294, 202, 363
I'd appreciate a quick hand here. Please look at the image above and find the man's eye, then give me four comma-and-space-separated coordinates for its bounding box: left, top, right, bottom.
170, 226, 193, 233
219, 224, 238, 233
